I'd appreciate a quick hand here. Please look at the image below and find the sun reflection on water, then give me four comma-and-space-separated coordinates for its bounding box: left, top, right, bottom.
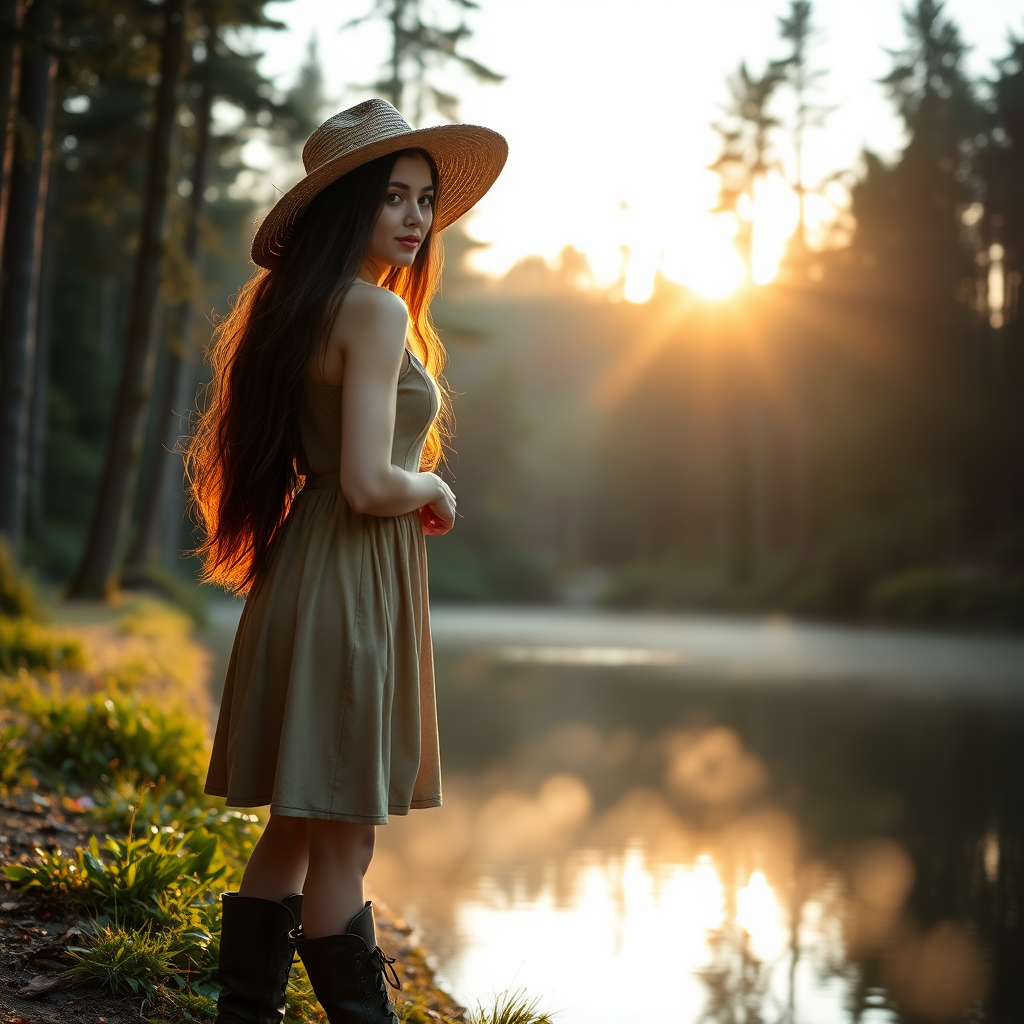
368, 706, 990, 1024
451, 848, 737, 1023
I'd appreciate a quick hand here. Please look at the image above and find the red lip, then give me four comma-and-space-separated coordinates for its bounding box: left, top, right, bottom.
397, 236, 420, 247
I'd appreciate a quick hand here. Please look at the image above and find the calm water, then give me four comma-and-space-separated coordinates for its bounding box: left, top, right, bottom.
359, 607, 1024, 1024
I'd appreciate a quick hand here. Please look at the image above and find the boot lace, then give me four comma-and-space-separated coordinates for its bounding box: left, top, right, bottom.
369, 945, 401, 1021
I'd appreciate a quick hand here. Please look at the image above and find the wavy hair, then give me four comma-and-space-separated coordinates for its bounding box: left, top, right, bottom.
186, 149, 450, 594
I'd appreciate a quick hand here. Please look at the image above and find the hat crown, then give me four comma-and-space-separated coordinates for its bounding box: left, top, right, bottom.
302, 99, 413, 174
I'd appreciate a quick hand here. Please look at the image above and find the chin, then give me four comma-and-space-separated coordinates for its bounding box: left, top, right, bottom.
391, 250, 418, 268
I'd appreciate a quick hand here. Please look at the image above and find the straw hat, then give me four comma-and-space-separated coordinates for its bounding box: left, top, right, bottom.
251, 98, 508, 269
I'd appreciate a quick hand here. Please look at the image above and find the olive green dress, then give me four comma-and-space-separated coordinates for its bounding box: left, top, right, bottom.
204, 350, 442, 823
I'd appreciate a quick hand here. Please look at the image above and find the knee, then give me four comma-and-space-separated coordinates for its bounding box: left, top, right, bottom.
308, 820, 375, 872
263, 814, 309, 850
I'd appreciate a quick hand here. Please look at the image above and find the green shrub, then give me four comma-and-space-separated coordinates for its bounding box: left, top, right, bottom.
0, 537, 38, 618
8, 677, 207, 795
4, 828, 226, 931
0, 617, 85, 673
867, 569, 1024, 629
601, 555, 727, 610
0, 722, 28, 790
427, 511, 557, 604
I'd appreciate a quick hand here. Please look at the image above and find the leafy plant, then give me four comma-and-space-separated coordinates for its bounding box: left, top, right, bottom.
91, 778, 261, 870
7, 676, 207, 795
4, 828, 227, 931
0, 618, 84, 673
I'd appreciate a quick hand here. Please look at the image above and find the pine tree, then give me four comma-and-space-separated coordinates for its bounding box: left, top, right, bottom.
68, 0, 188, 596
126, 0, 294, 572
0, 0, 57, 552
345, 0, 502, 127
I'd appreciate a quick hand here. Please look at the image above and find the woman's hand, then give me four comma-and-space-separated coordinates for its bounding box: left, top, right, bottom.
419, 475, 456, 535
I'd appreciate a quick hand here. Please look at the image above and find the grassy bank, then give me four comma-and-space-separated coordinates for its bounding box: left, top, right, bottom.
0, 556, 551, 1024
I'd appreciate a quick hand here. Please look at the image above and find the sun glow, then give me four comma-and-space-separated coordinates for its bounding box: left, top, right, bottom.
617, 172, 804, 304
662, 213, 747, 301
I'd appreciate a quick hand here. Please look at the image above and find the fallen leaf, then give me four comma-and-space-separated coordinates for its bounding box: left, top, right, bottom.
1, 901, 21, 911
17, 974, 60, 997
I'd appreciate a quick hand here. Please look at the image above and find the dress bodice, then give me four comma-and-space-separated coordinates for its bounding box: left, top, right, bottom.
297, 351, 439, 480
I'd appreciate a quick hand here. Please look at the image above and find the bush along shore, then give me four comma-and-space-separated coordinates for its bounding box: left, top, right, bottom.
0, 571, 551, 1024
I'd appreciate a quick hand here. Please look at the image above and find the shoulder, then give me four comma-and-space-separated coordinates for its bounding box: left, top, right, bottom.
339, 282, 408, 335
329, 282, 407, 372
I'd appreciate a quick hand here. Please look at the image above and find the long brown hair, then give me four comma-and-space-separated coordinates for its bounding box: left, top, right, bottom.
186, 149, 450, 595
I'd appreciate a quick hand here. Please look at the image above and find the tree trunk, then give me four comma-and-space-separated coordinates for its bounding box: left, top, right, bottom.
0, 0, 56, 552
27, 153, 57, 535
126, 65, 212, 570
0, 0, 23, 265
68, 0, 187, 596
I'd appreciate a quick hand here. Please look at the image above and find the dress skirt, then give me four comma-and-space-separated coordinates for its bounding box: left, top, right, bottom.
204, 483, 442, 823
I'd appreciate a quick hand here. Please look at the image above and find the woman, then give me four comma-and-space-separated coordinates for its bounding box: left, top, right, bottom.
187, 99, 507, 1024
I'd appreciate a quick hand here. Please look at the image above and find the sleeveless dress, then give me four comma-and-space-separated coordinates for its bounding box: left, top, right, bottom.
204, 349, 442, 823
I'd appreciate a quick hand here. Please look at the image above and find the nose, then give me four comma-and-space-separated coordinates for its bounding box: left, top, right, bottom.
405, 203, 425, 227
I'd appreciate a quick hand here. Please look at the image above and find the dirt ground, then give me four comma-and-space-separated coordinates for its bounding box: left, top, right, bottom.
0, 790, 465, 1023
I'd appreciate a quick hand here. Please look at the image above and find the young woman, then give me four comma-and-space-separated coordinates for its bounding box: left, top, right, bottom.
187, 99, 506, 1024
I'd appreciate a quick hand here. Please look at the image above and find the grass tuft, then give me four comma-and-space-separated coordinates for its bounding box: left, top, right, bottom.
65, 926, 179, 999
470, 990, 556, 1024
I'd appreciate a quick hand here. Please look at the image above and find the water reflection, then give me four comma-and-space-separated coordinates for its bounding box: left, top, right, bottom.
367, 631, 1022, 1023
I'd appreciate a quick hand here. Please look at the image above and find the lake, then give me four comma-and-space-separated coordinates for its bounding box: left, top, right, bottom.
363, 606, 1024, 1024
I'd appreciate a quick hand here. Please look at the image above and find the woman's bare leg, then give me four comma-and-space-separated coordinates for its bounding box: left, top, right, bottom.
238, 814, 310, 902
301, 820, 376, 939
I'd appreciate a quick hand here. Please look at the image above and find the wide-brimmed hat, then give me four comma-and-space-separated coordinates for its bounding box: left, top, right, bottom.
251, 98, 508, 269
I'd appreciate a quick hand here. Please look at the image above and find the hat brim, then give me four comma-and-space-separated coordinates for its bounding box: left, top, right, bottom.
251, 122, 508, 269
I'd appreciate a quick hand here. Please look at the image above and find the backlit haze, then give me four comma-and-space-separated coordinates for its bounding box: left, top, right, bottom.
246, 0, 1024, 301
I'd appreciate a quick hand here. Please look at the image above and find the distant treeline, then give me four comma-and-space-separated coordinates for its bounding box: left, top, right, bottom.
429, 1, 1024, 628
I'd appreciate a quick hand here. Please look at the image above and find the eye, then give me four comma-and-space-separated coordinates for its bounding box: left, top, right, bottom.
419, 194, 434, 207
386, 192, 403, 204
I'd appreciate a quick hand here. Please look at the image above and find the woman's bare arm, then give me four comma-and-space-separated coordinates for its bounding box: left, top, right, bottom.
334, 284, 454, 519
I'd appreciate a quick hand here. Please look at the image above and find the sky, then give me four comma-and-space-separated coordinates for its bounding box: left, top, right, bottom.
242, 0, 1024, 300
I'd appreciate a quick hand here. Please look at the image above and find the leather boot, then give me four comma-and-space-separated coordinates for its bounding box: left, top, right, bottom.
215, 892, 303, 1023
293, 901, 401, 1024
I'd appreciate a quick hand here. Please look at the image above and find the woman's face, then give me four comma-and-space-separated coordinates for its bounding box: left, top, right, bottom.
365, 152, 435, 272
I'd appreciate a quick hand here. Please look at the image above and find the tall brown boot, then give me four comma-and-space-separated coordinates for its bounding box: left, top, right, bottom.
215, 892, 303, 1023
292, 901, 401, 1024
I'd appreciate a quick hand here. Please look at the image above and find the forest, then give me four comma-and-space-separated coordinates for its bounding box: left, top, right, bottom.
0, 0, 1022, 630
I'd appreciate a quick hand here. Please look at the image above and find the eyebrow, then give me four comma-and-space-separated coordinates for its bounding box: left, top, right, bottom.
388, 180, 434, 192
